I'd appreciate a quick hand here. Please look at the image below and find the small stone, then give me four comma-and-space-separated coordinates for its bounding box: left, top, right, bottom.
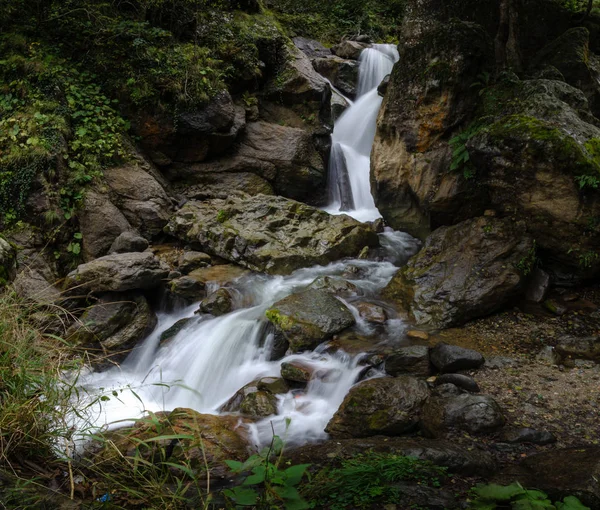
281, 361, 314, 383
169, 276, 206, 302
109, 231, 149, 254
168, 271, 182, 280
536, 345, 560, 365
544, 299, 567, 316
483, 209, 496, 217
434, 374, 480, 393
178, 251, 212, 274
430, 343, 485, 373
199, 288, 233, 316
356, 302, 387, 324
407, 330, 429, 341
498, 427, 557, 445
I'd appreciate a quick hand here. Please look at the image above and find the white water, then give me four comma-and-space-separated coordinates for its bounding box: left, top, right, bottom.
65, 42, 420, 453
325, 44, 399, 222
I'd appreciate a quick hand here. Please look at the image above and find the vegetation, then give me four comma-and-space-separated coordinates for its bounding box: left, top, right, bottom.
468, 482, 590, 509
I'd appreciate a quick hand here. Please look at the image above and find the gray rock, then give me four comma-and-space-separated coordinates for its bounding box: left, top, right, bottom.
377, 74, 391, 97
266, 288, 355, 352
385, 346, 431, 377
498, 427, 556, 445
326, 376, 430, 438
109, 231, 149, 254
292, 36, 331, 59
312, 57, 358, 98
331, 40, 368, 60
536, 345, 561, 365
421, 384, 505, 437
281, 360, 314, 383
434, 374, 480, 393
544, 298, 568, 316
220, 380, 278, 417
177, 90, 235, 134
555, 335, 600, 362
169, 276, 206, 303
525, 268, 550, 303
65, 252, 169, 294
355, 302, 387, 324
307, 275, 358, 297
160, 317, 193, 345
13, 268, 61, 304
199, 288, 233, 316
66, 292, 157, 353
484, 356, 519, 369
383, 217, 534, 328
430, 343, 485, 373
166, 195, 378, 275
178, 251, 212, 274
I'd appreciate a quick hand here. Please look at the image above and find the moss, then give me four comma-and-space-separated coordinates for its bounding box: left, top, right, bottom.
367, 409, 390, 430
265, 308, 295, 331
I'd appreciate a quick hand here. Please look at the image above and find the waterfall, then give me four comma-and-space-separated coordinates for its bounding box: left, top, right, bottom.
325, 44, 399, 223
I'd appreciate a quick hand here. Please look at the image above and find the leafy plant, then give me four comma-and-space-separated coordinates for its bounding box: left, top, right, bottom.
575, 174, 600, 190
302, 452, 447, 510
449, 124, 482, 179
225, 430, 310, 509
468, 481, 590, 509
516, 240, 538, 276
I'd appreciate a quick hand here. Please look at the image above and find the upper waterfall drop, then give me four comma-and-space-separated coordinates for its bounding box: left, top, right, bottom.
325, 44, 399, 223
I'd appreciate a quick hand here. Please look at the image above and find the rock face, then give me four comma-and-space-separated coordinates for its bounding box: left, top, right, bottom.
65, 252, 169, 294
383, 217, 533, 328
166, 195, 378, 275
312, 57, 358, 98
66, 292, 156, 353
266, 289, 355, 352
421, 384, 505, 437
326, 376, 430, 438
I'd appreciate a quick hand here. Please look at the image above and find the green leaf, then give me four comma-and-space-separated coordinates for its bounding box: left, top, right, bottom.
273, 484, 302, 501
224, 487, 258, 506
225, 460, 244, 472
242, 465, 266, 485
555, 496, 591, 510
474, 483, 526, 502
284, 464, 311, 486
73, 232, 83, 239
72, 243, 81, 255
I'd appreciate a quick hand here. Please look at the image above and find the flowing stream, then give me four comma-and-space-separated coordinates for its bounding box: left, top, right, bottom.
68, 43, 413, 451
324, 44, 399, 223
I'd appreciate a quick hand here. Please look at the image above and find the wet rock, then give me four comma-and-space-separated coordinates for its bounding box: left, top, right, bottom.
160, 318, 193, 345
187, 265, 250, 287
266, 289, 355, 352
385, 346, 431, 377
355, 302, 387, 324
104, 164, 171, 238
178, 172, 274, 201
421, 384, 505, 437
199, 288, 233, 316
79, 190, 131, 261
312, 57, 358, 98
13, 268, 61, 304
66, 292, 157, 353
331, 40, 368, 60
65, 252, 169, 294
377, 74, 390, 97
430, 343, 485, 373
109, 231, 149, 254
177, 251, 212, 274
326, 376, 429, 438
292, 36, 331, 59
434, 374, 480, 393
498, 427, 556, 445
555, 335, 600, 363
544, 298, 568, 316
256, 377, 289, 394
384, 217, 533, 328
168, 276, 206, 303
519, 447, 600, 508
280, 360, 314, 383
221, 381, 278, 417
308, 275, 358, 297
407, 330, 429, 341
167, 195, 378, 275
177, 90, 235, 135
95, 408, 250, 483
285, 436, 496, 476
525, 268, 550, 303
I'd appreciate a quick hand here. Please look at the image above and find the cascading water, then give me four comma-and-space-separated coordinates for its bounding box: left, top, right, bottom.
325, 44, 399, 223
66, 42, 420, 453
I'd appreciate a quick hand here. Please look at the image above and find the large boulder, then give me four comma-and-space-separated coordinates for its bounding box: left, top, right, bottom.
220, 378, 285, 417
331, 41, 368, 60
166, 195, 378, 275
293, 36, 332, 59
385, 346, 431, 377
13, 267, 61, 304
66, 292, 156, 353
65, 252, 169, 294
421, 384, 505, 437
265, 288, 355, 352
383, 216, 534, 328
312, 57, 358, 98
325, 376, 430, 438
430, 343, 485, 373
104, 164, 171, 238
79, 190, 132, 261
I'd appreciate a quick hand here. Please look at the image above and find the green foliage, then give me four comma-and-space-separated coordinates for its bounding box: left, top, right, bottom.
516, 241, 538, 276
575, 174, 600, 189
449, 124, 481, 179
225, 433, 311, 509
468, 482, 590, 509
302, 452, 447, 509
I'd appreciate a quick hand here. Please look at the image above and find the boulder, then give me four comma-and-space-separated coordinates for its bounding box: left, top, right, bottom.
178, 251, 211, 274
266, 289, 355, 352
176, 171, 274, 201
434, 374, 480, 393
355, 302, 387, 324
555, 335, 600, 363
385, 346, 431, 377
96, 408, 250, 483
280, 360, 314, 383
104, 164, 171, 238
285, 436, 496, 476
519, 447, 600, 508
66, 292, 156, 353
421, 384, 505, 437
166, 195, 378, 275
383, 217, 534, 328
160, 317, 193, 345
65, 252, 169, 294
13, 267, 61, 304
199, 288, 233, 316
312, 57, 358, 98
221, 381, 279, 417
331, 40, 368, 60
168, 276, 206, 304
498, 427, 556, 445
292, 36, 331, 59
325, 376, 430, 438
0, 237, 16, 285
79, 190, 131, 261
177, 90, 235, 135
109, 231, 149, 254
307, 275, 358, 297
430, 343, 485, 373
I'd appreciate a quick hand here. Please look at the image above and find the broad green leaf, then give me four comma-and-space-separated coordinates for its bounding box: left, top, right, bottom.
474, 483, 526, 502
242, 465, 266, 485
555, 496, 591, 510
225, 487, 258, 506
225, 460, 244, 472
284, 463, 311, 485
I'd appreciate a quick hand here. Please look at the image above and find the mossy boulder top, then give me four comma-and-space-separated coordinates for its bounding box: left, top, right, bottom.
166, 194, 379, 275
